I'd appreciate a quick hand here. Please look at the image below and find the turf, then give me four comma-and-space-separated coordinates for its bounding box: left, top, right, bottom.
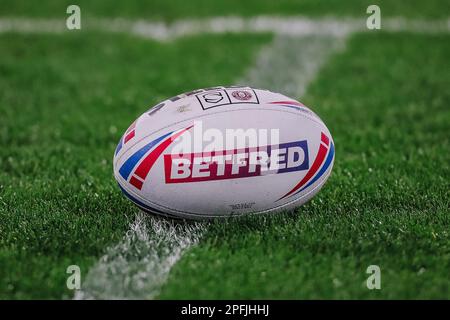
0, 31, 271, 299
0, 0, 449, 20
158, 32, 450, 299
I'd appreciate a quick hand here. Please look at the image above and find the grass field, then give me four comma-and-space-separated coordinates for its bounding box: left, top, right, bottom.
0, 1, 449, 299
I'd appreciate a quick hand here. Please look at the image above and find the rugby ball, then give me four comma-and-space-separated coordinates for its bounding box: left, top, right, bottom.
113, 86, 334, 219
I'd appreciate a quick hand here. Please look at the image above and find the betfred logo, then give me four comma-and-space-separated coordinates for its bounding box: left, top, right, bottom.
164, 140, 309, 183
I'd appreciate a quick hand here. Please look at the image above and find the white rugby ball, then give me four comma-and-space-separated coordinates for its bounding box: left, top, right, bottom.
113, 86, 334, 219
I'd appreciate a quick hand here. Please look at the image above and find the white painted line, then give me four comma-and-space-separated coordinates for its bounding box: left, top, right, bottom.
239, 34, 346, 98
128, 16, 357, 40
74, 212, 204, 299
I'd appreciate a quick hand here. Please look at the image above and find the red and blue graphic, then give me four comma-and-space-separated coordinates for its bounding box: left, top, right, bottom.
118, 125, 193, 190
270, 100, 305, 111
115, 120, 137, 155
278, 132, 334, 200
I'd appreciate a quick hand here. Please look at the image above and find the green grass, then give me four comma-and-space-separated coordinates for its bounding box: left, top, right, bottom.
0, 31, 271, 299
159, 33, 450, 299
0, 3, 449, 300
0, 0, 449, 19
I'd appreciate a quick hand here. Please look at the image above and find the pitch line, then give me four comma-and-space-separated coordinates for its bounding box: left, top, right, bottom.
74, 212, 204, 299
0, 16, 449, 40
239, 34, 346, 99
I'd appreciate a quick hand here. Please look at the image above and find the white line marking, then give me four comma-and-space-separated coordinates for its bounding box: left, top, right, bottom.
239, 34, 346, 98
0, 16, 448, 40
74, 213, 204, 300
